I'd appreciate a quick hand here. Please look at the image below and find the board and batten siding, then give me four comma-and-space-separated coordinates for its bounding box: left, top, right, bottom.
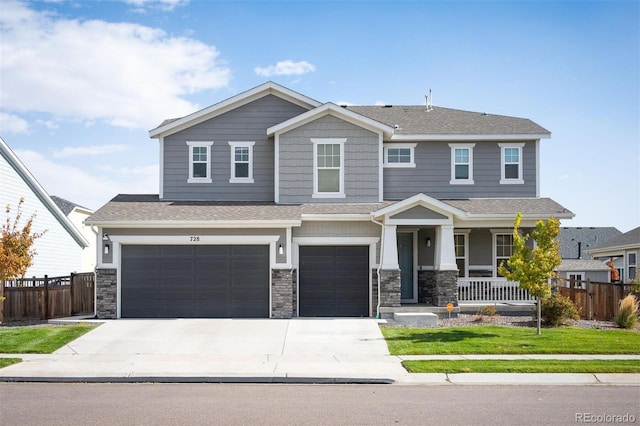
162, 95, 308, 201
0, 154, 84, 276
279, 115, 380, 203
384, 140, 538, 199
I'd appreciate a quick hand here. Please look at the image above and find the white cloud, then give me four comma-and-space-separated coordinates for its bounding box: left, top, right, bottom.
0, 1, 230, 130
374, 101, 386, 106
124, 0, 189, 12
0, 112, 30, 134
53, 144, 130, 158
335, 101, 355, 106
36, 119, 59, 130
254, 60, 316, 77
15, 149, 158, 210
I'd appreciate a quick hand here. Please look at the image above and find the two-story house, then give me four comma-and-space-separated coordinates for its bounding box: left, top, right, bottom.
88, 82, 573, 319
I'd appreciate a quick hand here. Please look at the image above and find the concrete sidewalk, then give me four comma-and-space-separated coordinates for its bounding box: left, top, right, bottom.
0, 318, 638, 385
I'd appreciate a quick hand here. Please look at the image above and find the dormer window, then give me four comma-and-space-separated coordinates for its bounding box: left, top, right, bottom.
187, 141, 213, 183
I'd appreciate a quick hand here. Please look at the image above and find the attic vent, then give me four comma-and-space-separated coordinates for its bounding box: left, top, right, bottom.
340, 105, 348, 108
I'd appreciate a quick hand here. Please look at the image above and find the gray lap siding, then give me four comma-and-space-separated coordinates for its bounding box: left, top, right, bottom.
278, 115, 380, 203
384, 140, 537, 199
162, 95, 308, 201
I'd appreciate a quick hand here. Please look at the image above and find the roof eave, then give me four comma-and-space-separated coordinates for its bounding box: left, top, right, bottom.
390, 133, 551, 141
87, 219, 303, 228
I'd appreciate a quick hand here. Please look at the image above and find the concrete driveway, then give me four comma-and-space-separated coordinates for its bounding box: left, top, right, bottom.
0, 319, 406, 381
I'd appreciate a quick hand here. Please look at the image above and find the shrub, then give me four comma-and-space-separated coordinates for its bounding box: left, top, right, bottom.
536, 293, 580, 327
478, 305, 497, 317
614, 294, 639, 329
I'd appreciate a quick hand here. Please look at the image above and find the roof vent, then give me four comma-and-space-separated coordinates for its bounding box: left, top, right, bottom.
383, 105, 393, 108
425, 89, 433, 112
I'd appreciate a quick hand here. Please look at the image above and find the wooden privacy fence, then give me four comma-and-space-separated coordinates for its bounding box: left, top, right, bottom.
0, 272, 94, 322
551, 278, 638, 321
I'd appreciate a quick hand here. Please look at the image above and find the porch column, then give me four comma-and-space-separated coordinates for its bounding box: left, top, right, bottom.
379, 224, 401, 308
433, 224, 459, 307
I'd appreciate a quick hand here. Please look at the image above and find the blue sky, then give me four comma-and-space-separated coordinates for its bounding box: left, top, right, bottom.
1, 0, 638, 232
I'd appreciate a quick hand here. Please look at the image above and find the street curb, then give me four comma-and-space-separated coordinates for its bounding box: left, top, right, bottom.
0, 376, 396, 385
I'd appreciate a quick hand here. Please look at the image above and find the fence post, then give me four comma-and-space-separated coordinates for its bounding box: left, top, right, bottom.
586, 279, 592, 320
44, 275, 49, 320
70, 272, 75, 315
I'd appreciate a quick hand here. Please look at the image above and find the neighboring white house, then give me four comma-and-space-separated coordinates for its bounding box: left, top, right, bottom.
51, 196, 96, 272
0, 137, 89, 277
587, 227, 640, 284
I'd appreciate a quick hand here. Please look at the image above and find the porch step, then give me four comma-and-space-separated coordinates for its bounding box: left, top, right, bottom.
393, 312, 438, 327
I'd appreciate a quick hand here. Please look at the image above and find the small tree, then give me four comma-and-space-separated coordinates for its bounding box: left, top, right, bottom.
498, 212, 561, 335
0, 197, 46, 283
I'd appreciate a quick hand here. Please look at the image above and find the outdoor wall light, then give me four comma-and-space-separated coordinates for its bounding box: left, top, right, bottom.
104, 244, 110, 255
426, 237, 431, 247
278, 244, 284, 255
102, 233, 110, 241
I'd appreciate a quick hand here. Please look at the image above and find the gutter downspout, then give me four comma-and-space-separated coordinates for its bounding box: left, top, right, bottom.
90, 224, 99, 318
371, 215, 385, 319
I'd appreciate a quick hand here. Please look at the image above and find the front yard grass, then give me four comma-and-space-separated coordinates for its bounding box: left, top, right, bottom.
382, 326, 640, 355
0, 358, 22, 369
0, 324, 97, 354
402, 359, 640, 374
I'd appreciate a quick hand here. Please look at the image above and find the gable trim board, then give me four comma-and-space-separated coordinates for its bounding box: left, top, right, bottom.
0, 138, 89, 249
149, 82, 321, 139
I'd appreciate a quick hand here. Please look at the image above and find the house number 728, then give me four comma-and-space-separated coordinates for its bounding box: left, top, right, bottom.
190, 236, 200, 242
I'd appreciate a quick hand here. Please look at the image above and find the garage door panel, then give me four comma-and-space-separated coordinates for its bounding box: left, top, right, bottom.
121, 245, 269, 318
299, 246, 369, 317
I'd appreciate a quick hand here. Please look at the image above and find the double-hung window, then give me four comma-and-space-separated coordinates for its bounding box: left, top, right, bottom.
449, 143, 475, 184
454, 232, 469, 277
628, 252, 637, 281
187, 141, 213, 183
228, 141, 255, 183
312, 138, 345, 198
499, 143, 524, 184
494, 232, 514, 277
384, 143, 416, 168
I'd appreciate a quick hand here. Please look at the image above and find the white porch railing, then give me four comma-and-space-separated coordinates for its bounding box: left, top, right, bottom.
457, 278, 535, 303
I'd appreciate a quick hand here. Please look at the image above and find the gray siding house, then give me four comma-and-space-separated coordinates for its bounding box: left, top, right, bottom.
88, 82, 573, 319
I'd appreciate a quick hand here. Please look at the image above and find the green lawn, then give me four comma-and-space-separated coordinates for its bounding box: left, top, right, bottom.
0, 324, 97, 354
402, 359, 640, 374
0, 358, 22, 369
382, 326, 640, 355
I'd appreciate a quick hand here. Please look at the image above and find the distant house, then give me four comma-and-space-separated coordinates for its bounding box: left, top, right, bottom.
51, 196, 96, 272
587, 227, 640, 284
0, 138, 89, 277
556, 227, 621, 283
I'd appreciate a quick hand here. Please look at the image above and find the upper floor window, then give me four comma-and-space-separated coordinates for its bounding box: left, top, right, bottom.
384, 143, 416, 168
499, 143, 524, 184
186, 141, 213, 183
449, 143, 475, 184
312, 138, 346, 198
228, 141, 255, 183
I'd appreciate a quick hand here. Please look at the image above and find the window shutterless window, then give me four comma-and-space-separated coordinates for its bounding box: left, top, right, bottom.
228, 141, 255, 183
186, 141, 213, 183
495, 233, 514, 277
383, 143, 417, 168
629, 252, 637, 281
449, 143, 475, 184
499, 143, 524, 184
312, 138, 346, 198
454, 233, 468, 278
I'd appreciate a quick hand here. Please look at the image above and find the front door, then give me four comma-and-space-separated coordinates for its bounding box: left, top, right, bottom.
398, 233, 416, 302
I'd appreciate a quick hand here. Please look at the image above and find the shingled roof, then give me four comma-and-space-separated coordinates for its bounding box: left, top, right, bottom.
346, 105, 550, 136
88, 195, 572, 224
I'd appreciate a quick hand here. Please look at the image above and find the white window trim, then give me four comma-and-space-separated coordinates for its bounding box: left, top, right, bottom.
454, 232, 469, 278
492, 230, 514, 277
186, 141, 213, 183
311, 138, 346, 198
448, 143, 475, 185
228, 141, 255, 183
498, 142, 525, 185
383, 143, 417, 168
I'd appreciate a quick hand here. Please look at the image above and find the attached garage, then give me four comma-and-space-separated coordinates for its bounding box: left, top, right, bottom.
298, 246, 370, 317
121, 245, 269, 318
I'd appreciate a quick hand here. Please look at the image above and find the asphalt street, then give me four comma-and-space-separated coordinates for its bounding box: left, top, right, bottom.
1, 383, 639, 426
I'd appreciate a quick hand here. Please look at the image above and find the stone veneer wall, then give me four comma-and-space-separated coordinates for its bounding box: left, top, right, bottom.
433, 270, 459, 306
418, 270, 436, 304
95, 268, 117, 319
379, 269, 401, 308
271, 269, 294, 319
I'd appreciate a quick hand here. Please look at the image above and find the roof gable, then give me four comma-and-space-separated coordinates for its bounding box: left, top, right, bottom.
587, 226, 640, 254
0, 138, 89, 248
267, 103, 394, 138
149, 81, 322, 138
373, 193, 466, 221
